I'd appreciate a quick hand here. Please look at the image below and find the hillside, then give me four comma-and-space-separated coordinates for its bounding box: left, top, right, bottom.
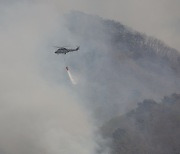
64, 12, 180, 124
100, 93, 180, 154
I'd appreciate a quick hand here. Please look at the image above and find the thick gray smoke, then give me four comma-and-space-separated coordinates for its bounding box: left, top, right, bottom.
1, 1, 180, 154
0, 2, 97, 154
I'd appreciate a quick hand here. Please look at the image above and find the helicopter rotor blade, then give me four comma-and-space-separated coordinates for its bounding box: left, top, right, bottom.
53, 45, 71, 48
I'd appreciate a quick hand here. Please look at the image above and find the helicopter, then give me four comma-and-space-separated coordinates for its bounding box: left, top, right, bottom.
54, 46, 80, 54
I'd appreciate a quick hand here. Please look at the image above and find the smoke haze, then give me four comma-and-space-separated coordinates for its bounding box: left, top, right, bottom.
0, 0, 180, 154
0, 2, 96, 154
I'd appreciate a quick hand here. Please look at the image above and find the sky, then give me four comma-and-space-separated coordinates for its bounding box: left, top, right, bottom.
0, 0, 179, 154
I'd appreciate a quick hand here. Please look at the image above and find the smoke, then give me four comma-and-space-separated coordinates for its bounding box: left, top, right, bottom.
1, 1, 180, 154
0, 1, 97, 154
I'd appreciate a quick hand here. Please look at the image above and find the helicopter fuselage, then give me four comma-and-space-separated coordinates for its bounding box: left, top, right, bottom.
54, 47, 79, 55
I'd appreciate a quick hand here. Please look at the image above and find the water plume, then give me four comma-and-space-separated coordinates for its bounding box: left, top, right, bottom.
66, 67, 77, 85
